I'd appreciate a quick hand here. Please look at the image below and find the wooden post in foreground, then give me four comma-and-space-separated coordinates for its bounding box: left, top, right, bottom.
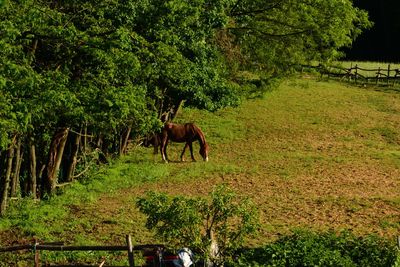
126, 235, 134, 267
34, 239, 40, 267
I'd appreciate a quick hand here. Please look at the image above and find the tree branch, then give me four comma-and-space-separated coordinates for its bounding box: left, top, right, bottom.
228, 27, 311, 38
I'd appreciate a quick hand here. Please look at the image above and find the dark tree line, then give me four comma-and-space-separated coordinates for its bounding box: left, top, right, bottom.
0, 0, 370, 214
345, 0, 400, 62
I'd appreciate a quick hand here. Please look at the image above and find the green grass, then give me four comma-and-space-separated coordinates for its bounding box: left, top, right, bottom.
1, 77, 400, 265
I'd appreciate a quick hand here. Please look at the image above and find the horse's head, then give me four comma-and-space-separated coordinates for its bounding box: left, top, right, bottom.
200, 143, 209, 162
143, 134, 159, 147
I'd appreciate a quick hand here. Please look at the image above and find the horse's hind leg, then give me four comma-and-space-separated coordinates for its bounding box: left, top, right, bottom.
189, 142, 196, 161
180, 143, 189, 161
162, 142, 169, 162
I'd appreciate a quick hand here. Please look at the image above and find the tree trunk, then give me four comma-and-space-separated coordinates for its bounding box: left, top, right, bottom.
83, 126, 88, 153
29, 141, 37, 199
41, 127, 69, 196
65, 132, 81, 182
119, 126, 132, 155
0, 138, 16, 216
206, 229, 220, 267
96, 133, 103, 148
170, 99, 184, 121
10, 138, 22, 197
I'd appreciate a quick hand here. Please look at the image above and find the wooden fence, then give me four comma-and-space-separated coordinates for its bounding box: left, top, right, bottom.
303, 64, 400, 87
0, 235, 165, 267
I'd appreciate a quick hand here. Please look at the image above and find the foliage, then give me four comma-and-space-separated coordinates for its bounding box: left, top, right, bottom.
132, 0, 241, 113
226, 0, 372, 74
234, 230, 398, 267
0, 0, 371, 212
0, 0, 243, 202
136, 184, 259, 265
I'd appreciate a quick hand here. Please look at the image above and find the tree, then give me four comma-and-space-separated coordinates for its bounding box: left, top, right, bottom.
225, 0, 372, 74
137, 184, 259, 266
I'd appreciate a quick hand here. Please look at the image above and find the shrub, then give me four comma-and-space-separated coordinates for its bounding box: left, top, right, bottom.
234, 230, 397, 267
136, 184, 259, 265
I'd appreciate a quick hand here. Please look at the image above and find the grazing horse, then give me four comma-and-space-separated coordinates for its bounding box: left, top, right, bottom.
161, 122, 209, 163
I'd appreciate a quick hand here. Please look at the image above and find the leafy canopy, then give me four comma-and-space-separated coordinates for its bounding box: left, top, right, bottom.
227, 0, 372, 73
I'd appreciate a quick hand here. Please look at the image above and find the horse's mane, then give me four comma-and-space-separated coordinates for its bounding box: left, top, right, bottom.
191, 123, 207, 146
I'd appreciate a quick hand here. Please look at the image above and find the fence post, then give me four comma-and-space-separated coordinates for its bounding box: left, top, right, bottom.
126, 235, 134, 267
355, 64, 358, 84
376, 67, 381, 85
34, 239, 40, 267
350, 62, 353, 82
387, 64, 391, 86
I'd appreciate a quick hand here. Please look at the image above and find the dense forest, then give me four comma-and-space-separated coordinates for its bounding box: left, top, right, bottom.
0, 0, 371, 214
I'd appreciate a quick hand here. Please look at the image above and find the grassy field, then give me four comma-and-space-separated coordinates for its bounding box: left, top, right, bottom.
1, 77, 400, 265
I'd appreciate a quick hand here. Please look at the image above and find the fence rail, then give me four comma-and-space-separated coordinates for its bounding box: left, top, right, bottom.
302, 64, 400, 87
0, 235, 165, 267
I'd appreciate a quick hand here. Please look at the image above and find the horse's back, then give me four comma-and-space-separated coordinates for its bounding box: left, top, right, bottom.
163, 122, 198, 142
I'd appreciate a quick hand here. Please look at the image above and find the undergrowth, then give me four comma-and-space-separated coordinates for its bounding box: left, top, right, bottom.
234, 230, 399, 267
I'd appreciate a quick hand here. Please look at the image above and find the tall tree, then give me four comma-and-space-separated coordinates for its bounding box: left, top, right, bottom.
226, 0, 371, 73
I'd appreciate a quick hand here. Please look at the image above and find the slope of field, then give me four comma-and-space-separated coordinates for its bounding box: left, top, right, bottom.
160, 78, 400, 245
1, 78, 399, 259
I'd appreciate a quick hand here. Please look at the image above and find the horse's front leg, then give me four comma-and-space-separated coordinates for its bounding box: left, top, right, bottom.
153, 143, 158, 155
189, 142, 196, 161
180, 143, 189, 161
152, 145, 158, 162
153, 134, 160, 155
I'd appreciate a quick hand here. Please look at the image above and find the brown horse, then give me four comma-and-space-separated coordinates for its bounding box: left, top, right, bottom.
161, 122, 209, 163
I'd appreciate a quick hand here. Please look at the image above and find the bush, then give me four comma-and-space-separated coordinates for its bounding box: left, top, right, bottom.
136, 184, 259, 266
234, 230, 397, 267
